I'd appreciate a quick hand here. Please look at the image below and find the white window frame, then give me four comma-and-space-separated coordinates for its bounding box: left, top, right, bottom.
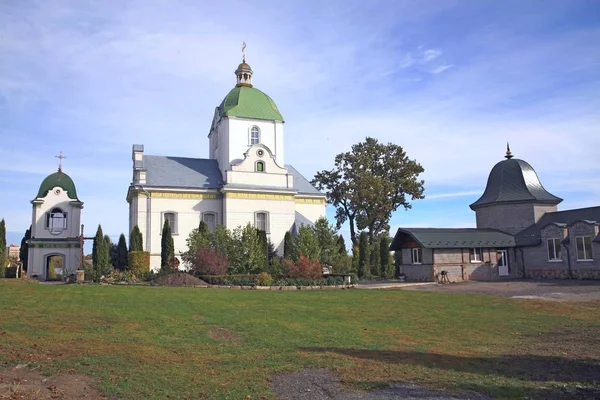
161, 212, 178, 235
576, 236, 593, 261
254, 211, 269, 233
202, 212, 217, 233
469, 248, 483, 263
547, 238, 562, 261
46, 208, 67, 235
250, 126, 260, 145
411, 248, 422, 264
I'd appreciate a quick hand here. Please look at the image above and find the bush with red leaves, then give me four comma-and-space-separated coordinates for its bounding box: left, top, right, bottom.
189, 246, 229, 276
284, 255, 322, 280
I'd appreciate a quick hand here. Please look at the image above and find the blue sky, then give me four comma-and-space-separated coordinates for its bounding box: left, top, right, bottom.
1, 0, 599, 250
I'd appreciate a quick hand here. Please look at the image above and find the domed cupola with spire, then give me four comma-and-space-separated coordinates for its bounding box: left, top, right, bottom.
470, 144, 562, 234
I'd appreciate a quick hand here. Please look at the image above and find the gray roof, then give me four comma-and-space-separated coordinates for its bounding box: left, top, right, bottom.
143, 156, 223, 189
470, 158, 562, 209
390, 228, 516, 250
515, 206, 600, 246
139, 155, 323, 195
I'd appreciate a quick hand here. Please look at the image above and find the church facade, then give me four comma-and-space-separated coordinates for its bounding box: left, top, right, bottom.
127, 58, 326, 270
391, 146, 600, 281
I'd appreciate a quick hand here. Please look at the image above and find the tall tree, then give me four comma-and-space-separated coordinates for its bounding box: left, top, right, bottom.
313, 137, 425, 247
337, 234, 347, 255
256, 229, 269, 269
19, 226, 31, 271
358, 231, 369, 279
161, 220, 175, 270
198, 220, 210, 235
379, 236, 390, 278
92, 225, 109, 281
129, 225, 143, 252
0, 219, 6, 277
283, 231, 292, 259
104, 235, 114, 268
312, 217, 338, 267
292, 224, 320, 261
117, 233, 128, 270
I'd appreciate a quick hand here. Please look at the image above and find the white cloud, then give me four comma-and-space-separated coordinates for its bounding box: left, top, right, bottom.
431, 64, 454, 74
422, 48, 442, 62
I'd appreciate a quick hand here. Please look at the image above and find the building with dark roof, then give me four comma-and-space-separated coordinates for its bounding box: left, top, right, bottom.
390, 145, 599, 281
126, 53, 325, 270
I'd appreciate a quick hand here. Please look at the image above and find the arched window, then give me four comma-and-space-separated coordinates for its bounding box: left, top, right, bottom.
250, 126, 260, 144
254, 212, 269, 233
202, 212, 217, 233
162, 212, 178, 235
46, 208, 67, 235
256, 161, 265, 172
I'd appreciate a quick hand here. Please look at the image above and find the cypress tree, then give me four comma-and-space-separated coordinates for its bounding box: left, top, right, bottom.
0, 219, 6, 278
92, 225, 109, 281
161, 220, 174, 270
337, 234, 346, 255
283, 231, 292, 259
358, 231, 369, 279
104, 235, 113, 268
198, 220, 209, 235
256, 229, 269, 269
379, 236, 390, 278
19, 226, 31, 271
129, 225, 143, 252
117, 234, 128, 270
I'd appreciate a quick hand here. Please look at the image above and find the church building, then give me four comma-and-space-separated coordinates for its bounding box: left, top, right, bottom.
127, 55, 326, 270
391, 145, 600, 281
27, 158, 83, 280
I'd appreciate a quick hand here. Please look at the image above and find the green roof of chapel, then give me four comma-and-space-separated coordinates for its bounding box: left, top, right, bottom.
218, 86, 284, 122
35, 171, 79, 201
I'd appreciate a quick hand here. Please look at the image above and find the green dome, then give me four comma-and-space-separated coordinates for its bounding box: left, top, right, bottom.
219, 86, 284, 122
35, 171, 79, 200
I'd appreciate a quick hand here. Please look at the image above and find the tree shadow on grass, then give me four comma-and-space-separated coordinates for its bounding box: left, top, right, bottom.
299, 347, 600, 385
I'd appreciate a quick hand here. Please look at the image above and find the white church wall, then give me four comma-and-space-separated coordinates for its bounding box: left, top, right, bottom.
294, 201, 327, 225
226, 118, 284, 167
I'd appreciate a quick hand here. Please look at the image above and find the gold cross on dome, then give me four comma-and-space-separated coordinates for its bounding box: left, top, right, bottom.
55, 151, 66, 172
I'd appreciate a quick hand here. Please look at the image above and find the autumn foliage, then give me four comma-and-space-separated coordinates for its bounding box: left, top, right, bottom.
284, 255, 322, 280
189, 246, 229, 276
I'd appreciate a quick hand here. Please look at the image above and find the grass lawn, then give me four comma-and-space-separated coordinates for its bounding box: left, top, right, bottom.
1, 279, 599, 399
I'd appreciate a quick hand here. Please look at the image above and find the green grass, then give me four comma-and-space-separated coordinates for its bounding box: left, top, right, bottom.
1, 279, 599, 399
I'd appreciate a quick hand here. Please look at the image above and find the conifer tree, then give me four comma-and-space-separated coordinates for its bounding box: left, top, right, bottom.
92, 225, 109, 281
129, 225, 143, 252
358, 231, 369, 279
283, 231, 292, 259
19, 226, 31, 271
161, 220, 174, 270
337, 234, 346, 255
379, 236, 390, 278
117, 233, 128, 270
198, 220, 209, 235
0, 219, 6, 278
104, 235, 113, 267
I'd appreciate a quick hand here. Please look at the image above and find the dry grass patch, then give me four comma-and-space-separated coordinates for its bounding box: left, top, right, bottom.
207, 327, 239, 342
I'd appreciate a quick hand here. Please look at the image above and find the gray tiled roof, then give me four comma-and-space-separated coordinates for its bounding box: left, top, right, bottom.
390, 228, 516, 250
515, 206, 600, 246
470, 158, 562, 209
143, 156, 223, 189
139, 155, 323, 196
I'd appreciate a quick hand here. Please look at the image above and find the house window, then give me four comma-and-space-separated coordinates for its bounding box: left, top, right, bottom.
469, 248, 483, 263
576, 236, 593, 260
254, 212, 268, 232
411, 248, 422, 264
547, 238, 562, 261
46, 208, 67, 235
202, 213, 217, 233
163, 212, 177, 235
250, 126, 260, 144
256, 161, 265, 172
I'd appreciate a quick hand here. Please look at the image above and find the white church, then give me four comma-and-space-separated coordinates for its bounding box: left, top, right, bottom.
127, 54, 326, 270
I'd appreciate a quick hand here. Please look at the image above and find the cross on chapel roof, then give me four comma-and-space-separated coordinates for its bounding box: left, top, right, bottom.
55, 151, 66, 172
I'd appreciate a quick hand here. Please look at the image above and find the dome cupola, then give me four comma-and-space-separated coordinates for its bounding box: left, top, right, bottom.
235, 42, 253, 87
470, 143, 562, 210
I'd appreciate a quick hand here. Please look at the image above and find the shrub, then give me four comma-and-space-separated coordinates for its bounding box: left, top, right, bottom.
189, 246, 228, 276
285, 255, 322, 280
255, 272, 273, 286
129, 251, 150, 275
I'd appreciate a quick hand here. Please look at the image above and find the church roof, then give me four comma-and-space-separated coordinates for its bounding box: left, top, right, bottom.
35, 171, 79, 201
140, 155, 322, 195
390, 228, 516, 250
470, 153, 562, 210
219, 86, 284, 122
514, 206, 600, 246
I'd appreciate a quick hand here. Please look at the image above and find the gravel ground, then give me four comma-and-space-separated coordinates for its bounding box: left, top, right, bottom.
400, 280, 600, 302
271, 369, 491, 400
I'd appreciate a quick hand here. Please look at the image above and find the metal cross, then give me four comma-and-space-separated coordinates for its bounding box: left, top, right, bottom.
242, 41, 247, 62
55, 151, 66, 172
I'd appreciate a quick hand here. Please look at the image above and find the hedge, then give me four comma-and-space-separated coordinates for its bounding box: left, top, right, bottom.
129, 251, 150, 275
197, 274, 347, 287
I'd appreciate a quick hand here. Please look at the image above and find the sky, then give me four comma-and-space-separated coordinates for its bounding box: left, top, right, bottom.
1, 0, 599, 251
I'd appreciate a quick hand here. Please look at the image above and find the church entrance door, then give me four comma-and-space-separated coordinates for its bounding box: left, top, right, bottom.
46, 254, 65, 281
497, 250, 509, 276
